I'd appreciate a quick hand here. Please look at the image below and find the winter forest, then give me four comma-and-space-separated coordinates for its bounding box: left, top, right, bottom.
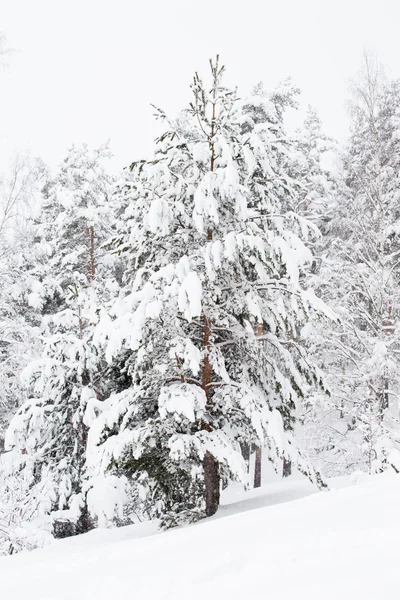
1, 26, 400, 560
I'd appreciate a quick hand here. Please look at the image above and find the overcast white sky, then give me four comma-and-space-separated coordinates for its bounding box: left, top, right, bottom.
1, 0, 400, 171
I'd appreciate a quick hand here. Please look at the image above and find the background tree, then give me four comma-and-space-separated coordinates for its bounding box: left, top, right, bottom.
0, 154, 45, 451
5, 144, 117, 533
303, 54, 400, 475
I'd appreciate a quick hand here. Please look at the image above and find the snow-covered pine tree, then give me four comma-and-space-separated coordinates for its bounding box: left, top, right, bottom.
87, 57, 327, 526
5, 144, 117, 533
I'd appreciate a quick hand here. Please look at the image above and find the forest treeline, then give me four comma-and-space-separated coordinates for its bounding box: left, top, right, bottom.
0, 53, 399, 554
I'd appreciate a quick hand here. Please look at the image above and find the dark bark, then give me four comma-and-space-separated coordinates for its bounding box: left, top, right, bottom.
240, 441, 250, 472
254, 446, 262, 488
282, 457, 292, 478
203, 451, 220, 516
201, 314, 220, 516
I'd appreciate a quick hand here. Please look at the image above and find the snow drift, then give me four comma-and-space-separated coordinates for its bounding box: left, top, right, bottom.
0, 473, 398, 599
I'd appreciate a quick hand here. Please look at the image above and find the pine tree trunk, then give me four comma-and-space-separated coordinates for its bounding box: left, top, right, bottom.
283, 457, 292, 478
254, 446, 262, 488
201, 314, 220, 516
202, 432, 220, 516
203, 451, 220, 516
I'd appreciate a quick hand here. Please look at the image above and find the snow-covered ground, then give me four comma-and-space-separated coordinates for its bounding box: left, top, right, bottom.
1, 471, 398, 599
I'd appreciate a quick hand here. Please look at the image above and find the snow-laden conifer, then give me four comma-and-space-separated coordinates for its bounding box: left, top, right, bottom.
5, 144, 117, 533
87, 58, 328, 525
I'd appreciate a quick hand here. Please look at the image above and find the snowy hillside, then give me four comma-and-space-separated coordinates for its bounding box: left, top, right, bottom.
1, 473, 398, 600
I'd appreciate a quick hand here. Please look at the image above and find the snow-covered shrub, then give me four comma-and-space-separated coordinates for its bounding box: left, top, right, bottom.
0, 452, 53, 555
